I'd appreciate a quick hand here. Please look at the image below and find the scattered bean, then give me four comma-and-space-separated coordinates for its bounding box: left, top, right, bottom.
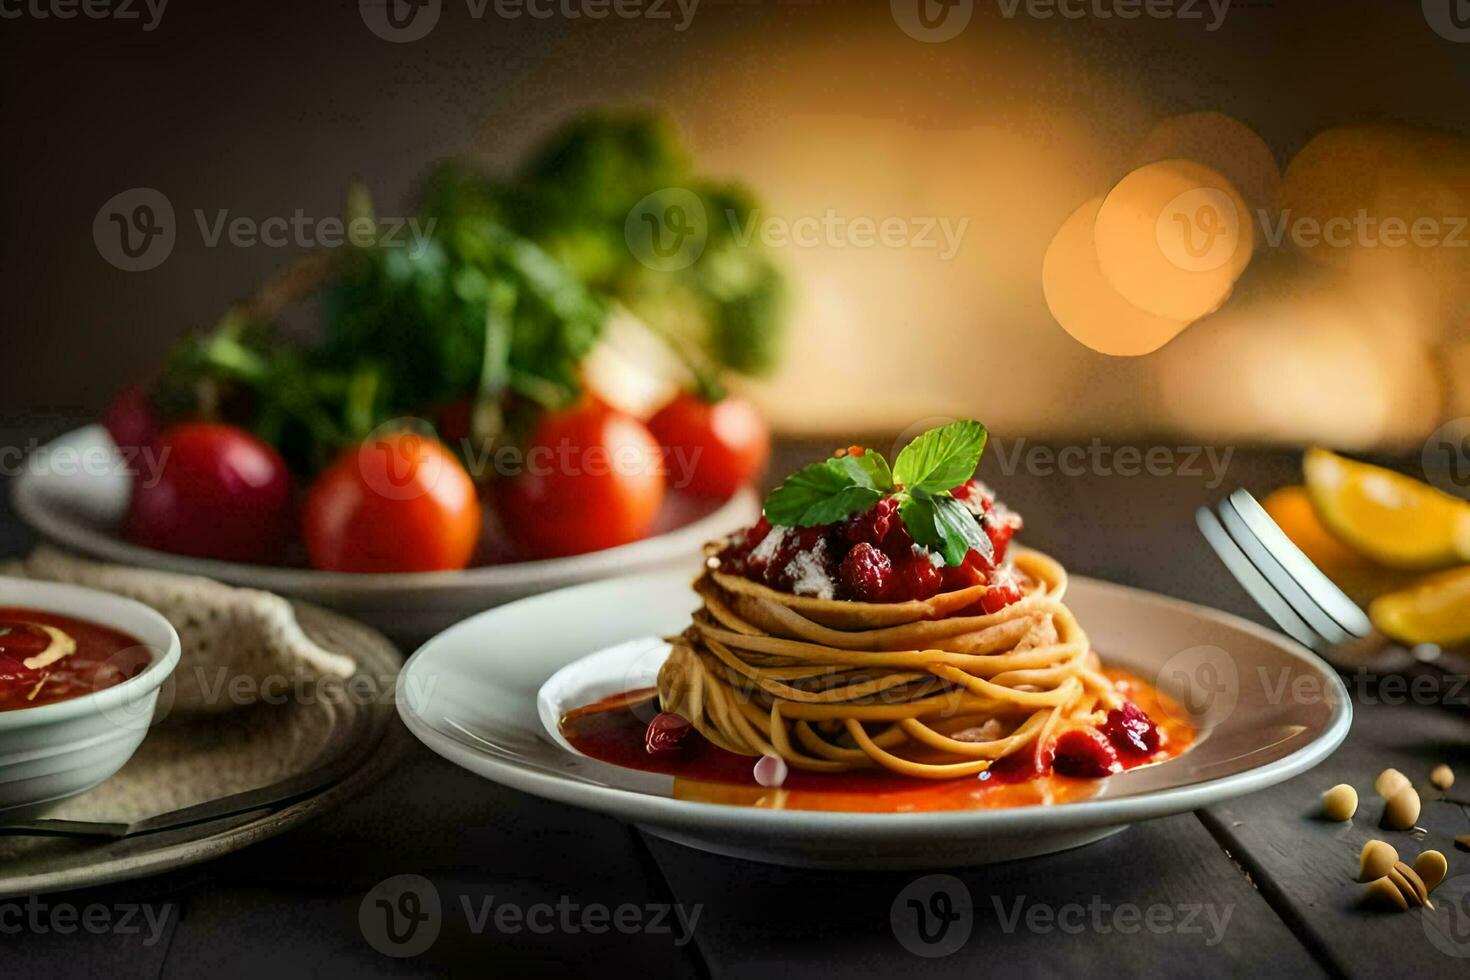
1363, 876, 1408, 911
1429, 764, 1454, 790
1360, 840, 1398, 882
1390, 861, 1432, 908
1456, 834, 1470, 854
1413, 850, 1448, 893
1383, 785, 1421, 831
1321, 784, 1357, 822
1375, 768, 1411, 799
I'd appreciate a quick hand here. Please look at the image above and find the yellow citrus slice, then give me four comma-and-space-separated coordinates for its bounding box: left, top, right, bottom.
1261, 485, 1417, 604
1303, 448, 1470, 570
1370, 566, 1470, 646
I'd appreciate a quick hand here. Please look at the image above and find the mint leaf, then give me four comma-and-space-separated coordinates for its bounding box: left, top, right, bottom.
833, 450, 893, 492
764, 459, 884, 527
898, 491, 992, 567
893, 420, 988, 495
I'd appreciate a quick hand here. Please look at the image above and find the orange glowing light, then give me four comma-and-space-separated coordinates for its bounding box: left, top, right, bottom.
1042, 197, 1193, 356
1094, 160, 1254, 322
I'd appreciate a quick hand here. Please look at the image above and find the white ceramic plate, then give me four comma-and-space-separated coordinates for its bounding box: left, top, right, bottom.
10, 426, 759, 641
397, 568, 1352, 869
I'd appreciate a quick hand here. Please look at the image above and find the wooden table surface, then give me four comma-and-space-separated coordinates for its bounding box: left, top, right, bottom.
3, 420, 1468, 979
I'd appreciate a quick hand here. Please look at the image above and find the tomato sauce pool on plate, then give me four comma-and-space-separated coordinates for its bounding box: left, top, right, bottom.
561, 668, 1194, 813
0, 608, 151, 711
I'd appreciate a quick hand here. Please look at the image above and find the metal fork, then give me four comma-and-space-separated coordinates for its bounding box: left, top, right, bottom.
1197, 488, 1470, 680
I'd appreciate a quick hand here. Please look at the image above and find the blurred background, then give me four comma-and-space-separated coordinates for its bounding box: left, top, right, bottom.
3, 0, 1468, 449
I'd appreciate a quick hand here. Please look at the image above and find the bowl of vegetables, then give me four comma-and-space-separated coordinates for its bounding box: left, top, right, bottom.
11, 113, 783, 641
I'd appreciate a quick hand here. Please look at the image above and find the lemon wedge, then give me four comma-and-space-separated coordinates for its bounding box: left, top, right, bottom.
1370, 566, 1470, 646
1261, 486, 1417, 604
1303, 448, 1470, 570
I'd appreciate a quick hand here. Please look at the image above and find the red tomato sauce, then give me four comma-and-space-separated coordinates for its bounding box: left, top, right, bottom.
0, 608, 151, 712
560, 668, 1194, 813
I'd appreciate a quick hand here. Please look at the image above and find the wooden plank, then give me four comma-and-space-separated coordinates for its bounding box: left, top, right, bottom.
157, 747, 706, 976
0, 877, 184, 980
1200, 691, 1470, 979
642, 813, 1324, 978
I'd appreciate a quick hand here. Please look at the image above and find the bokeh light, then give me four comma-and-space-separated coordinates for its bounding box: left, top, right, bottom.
1042, 197, 1193, 357
1095, 159, 1254, 322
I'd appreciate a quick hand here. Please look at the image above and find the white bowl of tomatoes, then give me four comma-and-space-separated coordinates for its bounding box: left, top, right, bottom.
12, 392, 766, 642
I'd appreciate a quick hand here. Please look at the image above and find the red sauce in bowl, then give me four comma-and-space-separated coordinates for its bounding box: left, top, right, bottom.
0, 607, 151, 712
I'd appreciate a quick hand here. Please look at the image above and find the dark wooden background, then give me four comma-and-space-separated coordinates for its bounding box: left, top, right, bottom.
2, 423, 1468, 978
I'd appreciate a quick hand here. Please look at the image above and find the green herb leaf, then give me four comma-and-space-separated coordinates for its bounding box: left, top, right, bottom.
898, 491, 992, 568
893, 420, 988, 495
832, 451, 894, 493
764, 458, 886, 527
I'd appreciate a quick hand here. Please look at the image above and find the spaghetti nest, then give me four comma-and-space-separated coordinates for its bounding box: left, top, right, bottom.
656, 545, 1121, 779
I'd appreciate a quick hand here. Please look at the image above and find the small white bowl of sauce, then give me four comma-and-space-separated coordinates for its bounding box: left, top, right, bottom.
0, 577, 181, 818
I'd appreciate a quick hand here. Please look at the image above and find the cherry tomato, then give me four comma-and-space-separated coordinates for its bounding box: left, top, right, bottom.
124, 423, 294, 564
103, 384, 160, 455
303, 431, 481, 573
647, 392, 769, 499
980, 565, 1025, 613
495, 401, 665, 559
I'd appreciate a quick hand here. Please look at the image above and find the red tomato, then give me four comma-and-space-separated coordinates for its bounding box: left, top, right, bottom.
124, 423, 294, 564
103, 384, 160, 454
495, 402, 665, 559
303, 431, 481, 573
647, 392, 769, 499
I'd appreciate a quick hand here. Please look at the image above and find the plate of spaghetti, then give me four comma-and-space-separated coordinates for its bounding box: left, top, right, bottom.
398, 421, 1351, 868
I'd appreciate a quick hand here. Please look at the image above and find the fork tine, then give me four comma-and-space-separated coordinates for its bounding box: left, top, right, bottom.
1216, 497, 1356, 646
1195, 506, 1328, 653
1227, 489, 1373, 638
